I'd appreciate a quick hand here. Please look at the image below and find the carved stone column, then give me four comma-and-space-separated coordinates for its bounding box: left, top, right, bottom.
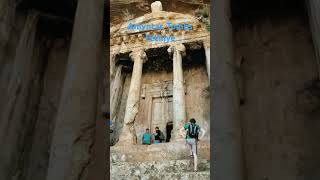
117, 49, 147, 145
212, 0, 244, 179
0, 12, 39, 180
110, 53, 116, 81
168, 43, 186, 141
110, 65, 125, 132
306, 0, 320, 78
46, 0, 104, 179
110, 46, 120, 83
203, 39, 210, 81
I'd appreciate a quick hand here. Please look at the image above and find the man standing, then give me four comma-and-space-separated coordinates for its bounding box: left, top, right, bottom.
180, 118, 206, 171
142, 128, 153, 145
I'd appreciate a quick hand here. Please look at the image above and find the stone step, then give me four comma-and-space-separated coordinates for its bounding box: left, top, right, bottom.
111, 171, 210, 180
111, 159, 210, 176
111, 141, 210, 163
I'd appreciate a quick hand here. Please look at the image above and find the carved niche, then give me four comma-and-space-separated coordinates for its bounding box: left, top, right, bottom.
141, 80, 173, 136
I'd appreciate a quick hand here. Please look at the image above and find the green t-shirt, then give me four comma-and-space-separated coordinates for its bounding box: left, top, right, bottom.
142, 133, 152, 144
184, 123, 200, 139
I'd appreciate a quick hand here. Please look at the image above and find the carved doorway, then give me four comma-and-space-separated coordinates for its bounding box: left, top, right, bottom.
166, 122, 173, 142
141, 80, 173, 140
150, 96, 173, 135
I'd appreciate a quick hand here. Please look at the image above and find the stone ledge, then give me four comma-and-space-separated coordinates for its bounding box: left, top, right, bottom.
111, 141, 210, 162
111, 159, 210, 175
111, 171, 210, 180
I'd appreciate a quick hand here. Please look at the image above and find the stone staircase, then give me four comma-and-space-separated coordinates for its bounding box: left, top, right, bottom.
110, 141, 210, 180
111, 159, 210, 180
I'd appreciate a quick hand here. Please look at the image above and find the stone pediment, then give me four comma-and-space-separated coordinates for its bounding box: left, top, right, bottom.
110, 2, 210, 53
111, 11, 204, 36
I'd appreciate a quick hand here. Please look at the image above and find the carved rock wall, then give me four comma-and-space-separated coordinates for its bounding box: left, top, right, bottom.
111, 141, 210, 179
23, 39, 69, 180
235, 18, 320, 180
0, 0, 105, 179
111, 74, 130, 145
0, 12, 71, 180
0, 3, 73, 179
113, 62, 209, 144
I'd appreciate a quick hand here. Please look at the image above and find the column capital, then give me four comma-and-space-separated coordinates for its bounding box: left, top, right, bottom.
167, 43, 186, 57
129, 49, 148, 63
203, 39, 210, 49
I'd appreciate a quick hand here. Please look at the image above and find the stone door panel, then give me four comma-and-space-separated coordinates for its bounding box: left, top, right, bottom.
150, 97, 173, 135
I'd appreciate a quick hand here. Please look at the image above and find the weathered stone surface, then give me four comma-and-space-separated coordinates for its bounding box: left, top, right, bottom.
306, 0, 320, 78
212, 0, 244, 179
24, 39, 69, 180
110, 65, 125, 144
151, 1, 163, 12
0, 0, 14, 47
117, 49, 147, 145
46, 0, 104, 179
113, 74, 131, 144
114, 63, 210, 144
111, 141, 210, 163
110, 0, 209, 25
111, 141, 210, 180
168, 44, 187, 141
111, 1, 210, 146
184, 67, 210, 140
111, 160, 209, 180
235, 19, 320, 180
109, 3, 210, 180
110, 53, 116, 80
112, 171, 210, 180
112, 159, 209, 175
110, 5, 209, 53
0, 12, 39, 180
203, 39, 210, 80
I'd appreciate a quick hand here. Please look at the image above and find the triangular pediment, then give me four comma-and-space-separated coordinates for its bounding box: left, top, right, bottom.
110, 2, 210, 53
111, 11, 206, 36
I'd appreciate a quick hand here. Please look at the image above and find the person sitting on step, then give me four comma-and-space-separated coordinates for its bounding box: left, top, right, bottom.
142, 128, 153, 145
153, 127, 165, 144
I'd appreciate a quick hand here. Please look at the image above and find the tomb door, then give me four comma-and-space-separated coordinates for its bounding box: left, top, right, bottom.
150, 96, 173, 136
142, 81, 173, 139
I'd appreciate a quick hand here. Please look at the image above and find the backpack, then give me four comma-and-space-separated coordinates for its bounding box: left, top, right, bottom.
187, 123, 199, 140
159, 131, 165, 142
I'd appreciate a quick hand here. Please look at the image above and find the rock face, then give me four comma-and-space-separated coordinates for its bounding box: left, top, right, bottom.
0, 0, 105, 180
46, 0, 104, 179
117, 50, 147, 145
111, 142, 210, 180
235, 18, 320, 180
212, 1, 244, 179
112, 163, 210, 180
306, 0, 320, 78
0, 12, 40, 180
23, 39, 69, 180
